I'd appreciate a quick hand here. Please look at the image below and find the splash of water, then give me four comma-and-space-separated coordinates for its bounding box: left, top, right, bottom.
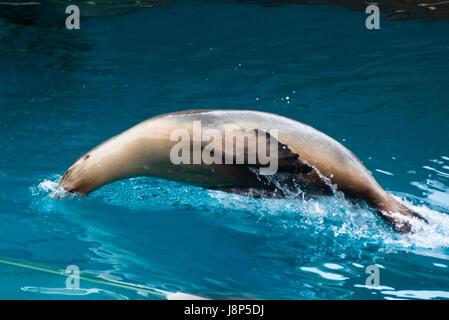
32, 174, 449, 252
32, 176, 76, 199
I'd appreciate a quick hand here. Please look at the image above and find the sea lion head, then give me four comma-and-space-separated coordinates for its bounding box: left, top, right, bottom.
57, 153, 106, 195
57, 126, 158, 195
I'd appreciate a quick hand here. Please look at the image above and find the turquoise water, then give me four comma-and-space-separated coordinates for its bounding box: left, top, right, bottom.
1, 0, 449, 299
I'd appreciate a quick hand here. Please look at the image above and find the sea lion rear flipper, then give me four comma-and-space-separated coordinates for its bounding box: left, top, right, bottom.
374, 195, 428, 233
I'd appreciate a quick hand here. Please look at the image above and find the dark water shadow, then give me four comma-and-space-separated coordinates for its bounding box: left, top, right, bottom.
226, 0, 449, 20
0, 0, 170, 26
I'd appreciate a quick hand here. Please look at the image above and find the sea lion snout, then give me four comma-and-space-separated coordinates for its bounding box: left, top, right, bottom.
57, 136, 144, 195
58, 156, 103, 195
58, 165, 88, 195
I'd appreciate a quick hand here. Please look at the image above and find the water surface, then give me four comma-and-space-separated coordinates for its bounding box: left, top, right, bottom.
1, 0, 449, 299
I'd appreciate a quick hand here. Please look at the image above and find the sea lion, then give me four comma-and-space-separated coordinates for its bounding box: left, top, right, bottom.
57, 109, 426, 233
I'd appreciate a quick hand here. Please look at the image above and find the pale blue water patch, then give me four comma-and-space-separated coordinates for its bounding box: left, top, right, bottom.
1, 0, 449, 299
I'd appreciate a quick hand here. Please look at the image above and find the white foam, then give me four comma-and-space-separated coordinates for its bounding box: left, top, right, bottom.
21, 286, 129, 300
32, 176, 78, 199
166, 292, 208, 300
300, 267, 349, 281
381, 289, 449, 300
433, 263, 447, 268
375, 169, 394, 176
354, 284, 395, 291
324, 263, 344, 270
36, 178, 59, 194
33, 173, 449, 252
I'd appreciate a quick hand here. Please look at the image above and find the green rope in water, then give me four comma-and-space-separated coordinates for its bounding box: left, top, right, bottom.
0, 255, 167, 298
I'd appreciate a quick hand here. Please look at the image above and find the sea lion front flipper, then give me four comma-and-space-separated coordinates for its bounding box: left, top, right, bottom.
252, 129, 312, 174
200, 128, 313, 175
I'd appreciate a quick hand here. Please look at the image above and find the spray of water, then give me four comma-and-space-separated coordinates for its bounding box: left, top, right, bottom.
32, 169, 449, 252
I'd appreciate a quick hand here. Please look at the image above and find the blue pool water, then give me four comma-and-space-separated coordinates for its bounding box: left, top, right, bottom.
1, 0, 449, 299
